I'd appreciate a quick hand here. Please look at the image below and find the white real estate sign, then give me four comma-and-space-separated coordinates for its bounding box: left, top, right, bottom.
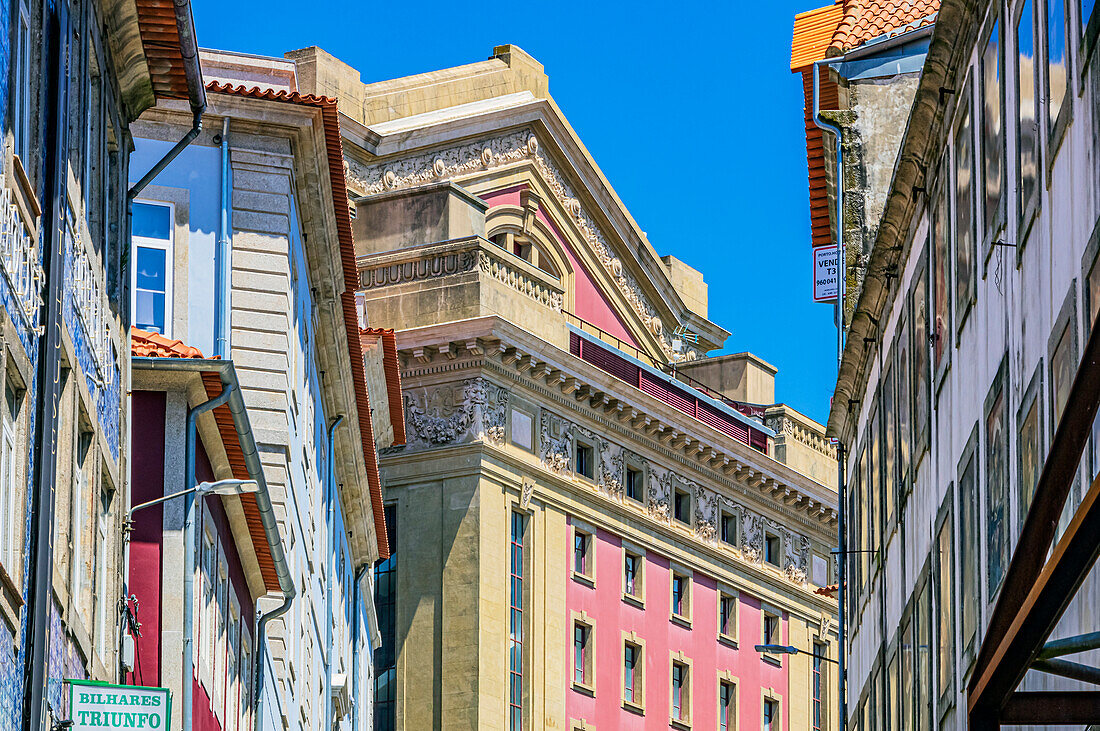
813, 245, 839, 302
68, 680, 171, 730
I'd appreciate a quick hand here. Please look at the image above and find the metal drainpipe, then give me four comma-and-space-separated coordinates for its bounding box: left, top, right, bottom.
324, 415, 345, 731
215, 116, 231, 358
813, 53, 848, 730
183, 383, 235, 731
351, 562, 370, 731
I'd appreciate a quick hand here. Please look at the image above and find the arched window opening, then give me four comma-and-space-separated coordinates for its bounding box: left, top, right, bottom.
490, 229, 561, 279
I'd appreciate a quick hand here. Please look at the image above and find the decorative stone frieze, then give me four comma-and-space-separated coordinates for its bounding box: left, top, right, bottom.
348, 129, 702, 361
359, 248, 477, 289
539, 409, 574, 474
404, 377, 486, 447
695, 484, 718, 541
481, 379, 509, 445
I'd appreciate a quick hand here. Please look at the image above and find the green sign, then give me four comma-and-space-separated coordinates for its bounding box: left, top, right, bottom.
67, 679, 171, 730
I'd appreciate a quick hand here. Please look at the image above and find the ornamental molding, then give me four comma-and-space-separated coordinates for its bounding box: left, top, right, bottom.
347, 129, 698, 360
358, 239, 563, 311
766, 413, 836, 459
404, 377, 485, 448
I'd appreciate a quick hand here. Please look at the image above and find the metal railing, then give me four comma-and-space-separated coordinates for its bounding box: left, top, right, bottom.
562, 309, 769, 422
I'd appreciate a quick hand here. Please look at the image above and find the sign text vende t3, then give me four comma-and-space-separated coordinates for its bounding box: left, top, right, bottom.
813, 245, 839, 303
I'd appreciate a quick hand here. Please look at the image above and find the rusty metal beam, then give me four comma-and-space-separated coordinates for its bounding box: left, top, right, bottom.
968, 317, 1100, 720
968, 469, 1100, 722
1000, 692, 1100, 724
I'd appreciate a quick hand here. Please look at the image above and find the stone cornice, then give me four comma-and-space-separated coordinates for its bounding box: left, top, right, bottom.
393, 316, 838, 532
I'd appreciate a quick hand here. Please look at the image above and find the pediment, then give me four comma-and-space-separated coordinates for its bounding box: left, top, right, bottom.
342, 100, 729, 364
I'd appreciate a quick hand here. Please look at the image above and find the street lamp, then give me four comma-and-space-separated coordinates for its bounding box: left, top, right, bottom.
755, 644, 839, 665
127, 479, 259, 521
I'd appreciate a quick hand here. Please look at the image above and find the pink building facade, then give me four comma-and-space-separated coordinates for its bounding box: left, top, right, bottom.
566, 521, 800, 730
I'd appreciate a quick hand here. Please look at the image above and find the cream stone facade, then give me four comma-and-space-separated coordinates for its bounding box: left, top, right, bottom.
257, 44, 843, 730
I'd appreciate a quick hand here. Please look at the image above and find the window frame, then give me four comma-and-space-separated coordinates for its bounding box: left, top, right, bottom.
983, 356, 1011, 600
670, 565, 692, 625
622, 541, 645, 605
624, 460, 645, 504
762, 691, 782, 731
673, 484, 692, 526
1014, 0, 1043, 244
953, 74, 978, 340
934, 483, 957, 715
670, 654, 692, 726
717, 585, 739, 645
0, 370, 25, 601
574, 438, 595, 481
622, 633, 645, 713
719, 504, 740, 547
957, 424, 982, 673
761, 605, 783, 666
718, 673, 738, 731
509, 509, 528, 731
571, 614, 595, 694
571, 521, 595, 586
131, 200, 176, 337
763, 529, 782, 568
12, 0, 32, 166
1045, 0, 1074, 173
979, 8, 1007, 263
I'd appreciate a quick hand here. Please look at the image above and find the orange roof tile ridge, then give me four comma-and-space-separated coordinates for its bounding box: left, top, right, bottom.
131, 326, 208, 359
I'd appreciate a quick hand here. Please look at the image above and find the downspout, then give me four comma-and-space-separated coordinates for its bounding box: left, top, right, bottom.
813, 54, 848, 730
324, 415, 345, 731
215, 117, 231, 358
130, 357, 295, 730
183, 383, 235, 731
351, 562, 370, 731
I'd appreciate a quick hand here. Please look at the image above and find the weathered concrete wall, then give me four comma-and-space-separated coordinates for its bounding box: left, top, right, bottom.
676, 351, 777, 405
662, 254, 708, 319
354, 182, 487, 256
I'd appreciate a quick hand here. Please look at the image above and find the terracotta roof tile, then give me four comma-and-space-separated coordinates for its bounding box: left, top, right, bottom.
134, 0, 193, 101
791, 1, 846, 70
131, 327, 207, 359
207, 81, 390, 559
830, 0, 939, 54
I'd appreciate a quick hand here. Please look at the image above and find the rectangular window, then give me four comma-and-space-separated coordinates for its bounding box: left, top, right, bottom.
882, 360, 897, 527
917, 577, 933, 727
673, 487, 690, 524
1018, 385, 1042, 523
888, 650, 900, 731
869, 406, 881, 556
374, 505, 397, 731
931, 175, 951, 374
813, 641, 827, 731
763, 698, 779, 730
13, 0, 31, 165
1048, 0, 1068, 141
573, 529, 590, 577
935, 495, 955, 705
624, 550, 642, 599
896, 313, 912, 503
625, 465, 643, 502
959, 444, 980, 662
623, 641, 641, 706
131, 202, 174, 335
575, 441, 594, 480
94, 484, 114, 662
719, 592, 737, 639
764, 531, 781, 567
954, 84, 976, 332
0, 380, 22, 584
509, 512, 525, 731
573, 622, 590, 686
671, 571, 690, 619
763, 612, 780, 646
985, 363, 1009, 595
671, 661, 689, 721
73, 429, 96, 622
981, 17, 1004, 240
901, 615, 914, 727
911, 249, 931, 461
719, 680, 735, 731
1051, 321, 1074, 426
1016, 0, 1039, 226
720, 509, 737, 545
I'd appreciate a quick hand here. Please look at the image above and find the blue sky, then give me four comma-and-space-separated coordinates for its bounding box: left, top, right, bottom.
192, 0, 837, 424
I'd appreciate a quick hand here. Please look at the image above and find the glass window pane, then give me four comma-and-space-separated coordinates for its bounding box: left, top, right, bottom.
955, 97, 976, 325
132, 202, 172, 240
986, 385, 1009, 594
981, 19, 1003, 236
135, 291, 165, 334
1048, 0, 1067, 132
136, 246, 166, 292
1017, 0, 1039, 219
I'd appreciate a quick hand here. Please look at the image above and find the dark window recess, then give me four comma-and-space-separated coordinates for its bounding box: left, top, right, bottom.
374, 505, 398, 731
720, 512, 737, 544
674, 489, 690, 524
625, 466, 642, 501
765, 533, 781, 566
575, 442, 594, 479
